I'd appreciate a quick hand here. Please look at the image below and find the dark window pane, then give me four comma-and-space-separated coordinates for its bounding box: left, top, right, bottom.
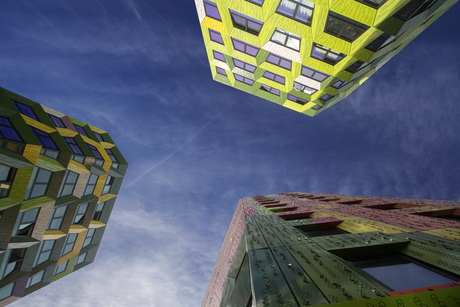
209, 29, 224, 44
48, 115, 66, 128
204, 0, 221, 20
12, 100, 39, 121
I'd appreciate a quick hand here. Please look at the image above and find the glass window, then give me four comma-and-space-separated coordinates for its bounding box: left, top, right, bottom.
87, 144, 104, 166
0, 164, 16, 198
24, 167, 53, 200
92, 202, 105, 221
234, 74, 255, 85
105, 149, 119, 169
26, 270, 45, 288
54, 260, 68, 275
93, 132, 104, 142
1, 249, 25, 278
320, 94, 333, 101
246, 0, 264, 5
276, 0, 314, 25
48, 114, 66, 128
76, 252, 87, 265
74, 124, 88, 137
346, 60, 366, 73
365, 33, 395, 52
64, 137, 85, 163
213, 51, 226, 62
294, 82, 317, 95
57, 170, 79, 198
230, 10, 263, 36
312, 105, 322, 110
260, 85, 280, 96
46, 205, 67, 230
0, 283, 14, 301
209, 29, 224, 44
394, 0, 436, 21
12, 100, 39, 121
102, 175, 114, 195
83, 173, 98, 196
33, 240, 54, 267
263, 71, 285, 85
204, 0, 221, 21
30, 127, 59, 159
216, 67, 227, 76
331, 79, 345, 88
72, 203, 89, 225
231, 38, 260, 56
82, 228, 95, 248
355, 0, 387, 8
61, 233, 78, 256
11, 208, 40, 237
301, 65, 330, 82
325, 12, 369, 42
233, 59, 256, 73
311, 44, 345, 65
287, 94, 308, 105
0, 117, 23, 142
266, 53, 292, 70
271, 28, 301, 51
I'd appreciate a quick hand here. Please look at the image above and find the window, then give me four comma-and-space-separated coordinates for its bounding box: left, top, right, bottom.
263, 71, 285, 85
234, 74, 255, 85
1, 249, 25, 278
46, 205, 67, 230
231, 38, 259, 56
0, 164, 16, 198
260, 85, 280, 96
311, 44, 345, 65
287, 94, 308, 105
230, 10, 263, 36
246, 0, 264, 5
0, 117, 22, 142
11, 208, 40, 237
26, 270, 45, 288
54, 260, 68, 275
92, 202, 105, 221
216, 67, 227, 76
276, 0, 314, 25
105, 149, 119, 169
294, 82, 317, 95
325, 12, 369, 42
72, 203, 89, 225
82, 229, 95, 248
94, 132, 104, 142
331, 79, 345, 88
365, 33, 395, 52
271, 28, 301, 51
61, 233, 78, 256
204, 0, 221, 21
355, 0, 387, 8
213, 50, 226, 62
209, 29, 224, 44
57, 170, 79, 198
33, 240, 54, 267
394, 0, 436, 21
87, 144, 104, 166
12, 100, 39, 121
345, 60, 365, 73
48, 114, 66, 128
76, 252, 87, 265
0, 283, 14, 301
30, 127, 59, 159
320, 94, 333, 101
74, 124, 88, 137
301, 66, 330, 82
64, 137, 85, 163
312, 105, 322, 110
24, 167, 53, 200
266, 53, 292, 70
83, 173, 98, 196
233, 59, 256, 73
102, 175, 114, 195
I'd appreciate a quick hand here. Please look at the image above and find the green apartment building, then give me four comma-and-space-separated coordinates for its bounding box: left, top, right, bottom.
0, 87, 127, 306
195, 0, 457, 116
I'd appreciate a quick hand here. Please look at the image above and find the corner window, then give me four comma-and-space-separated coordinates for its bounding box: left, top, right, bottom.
12, 100, 39, 121
204, 0, 221, 21
76, 252, 87, 265
270, 28, 301, 51
266, 53, 292, 70
301, 65, 330, 82
263, 71, 285, 85
0, 164, 16, 198
30, 127, 59, 159
213, 50, 226, 62
48, 114, 66, 128
276, 0, 314, 25
325, 12, 369, 42
33, 240, 54, 267
82, 228, 95, 248
26, 270, 45, 288
24, 167, 53, 200
46, 205, 67, 230
287, 94, 308, 105
57, 170, 79, 198
60, 233, 78, 256
93, 132, 104, 142
74, 124, 88, 137
54, 260, 68, 275
233, 59, 256, 73
365, 33, 395, 52
311, 43, 345, 65
234, 74, 255, 85
260, 85, 280, 96
1, 249, 26, 278
229, 9, 263, 36
11, 208, 40, 237
64, 137, 85, 163
102, 175, 114, 195
83, 173, 98, 196
92, 202, 105, 221
72, 203, 89, 225
231, 38, 259, 56
105, 149, 119, 169
209, 29, 224, 44
87, 144, 104, 166
294, 82, 317, 95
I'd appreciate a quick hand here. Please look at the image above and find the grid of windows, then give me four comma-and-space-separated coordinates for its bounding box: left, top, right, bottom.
216, 67, 227, 76
46, 205, 67, 230
230, 9, 263, 36
105, 149, 119, 169
231, 38, 259, 56
266, 53, 292, 70
0, 164, 16, 198
263, 71, 285, 85
26, 270, 45, 288
11, 208, 40, 237
61, 233, 78, 256
74, 124, 88, 137
83, 173, 98, 196
287, 94, 309, 105
48, 114, 66, 128
87, 144, 104, 166
33, 241, 54, 267
294, 82, 317, 95
92, 202, 105, 221
82, 229, 95, 248
325, 12, 369, 42
234, 74, 255, 85
209, 29, 224, 44
12, 100, 39, 121
271, 28, 301, 51
204, 0, 221, 20
72, 203, 89, 225
311, 44, 345, 65
24, 167, 53, 200
260, 85, 280, 96
76, 252, 87, 265
301, 66, 330, 82
102, 175, 114, 195
213, 50, 226, 62
30, 127, 59, 159
54, 260, 68, 275
276, 0, 314, 25
64, 137, 85, 163
57, 170, 79, 198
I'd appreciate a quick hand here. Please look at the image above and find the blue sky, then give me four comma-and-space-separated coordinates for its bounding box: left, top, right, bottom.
1, 0, 460, 306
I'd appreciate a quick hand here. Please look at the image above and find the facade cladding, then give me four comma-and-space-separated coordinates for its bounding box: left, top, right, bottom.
195, 0, 458, 116
202, 192, 460, 306
0, 87, 127, 306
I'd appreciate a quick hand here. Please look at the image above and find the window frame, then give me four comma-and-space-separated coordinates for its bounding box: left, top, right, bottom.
87, 144, 104, 166
47, 114, 66, 128
246, 0, 264, 5
294, 82, 317, 95
11, 208, 40, 237
82, 228, 95, 248
93, 132, 104, 142
46, 205, 68, 230
233, 58, 256, 73
270, 28, 301, 51
325, 12, 369, 42
260, 85, 280, 96
234, 74, 255, 85
276, 0, 315, 26
287, 94, 309, 105
64, 137, 85, 163
60, 233, 78, 257
57, 170, 79, 198
105, 149, 119, 169
30, 127, 60, 160
266, 53, 292, 70
76, 252, 87, 265
311, 43, 346, 65
83, 173, 98, 196
229, 9, 264, 36
72, 203, 89, 225
54, 260, 68, 275
101, 175, 114, 195
213, 50, 226, 62
26, 269, 45, 288
33, 240, 55, 267
203, 0, 221, 21
74, 124, 88, 137
301, 65, 330, 82
209, 29, 224, 44
1, 248, 26, 278
0, 164, 17, 199
92, 202, 105, 221
263, 71, 285, 85
24, 167, 53, 200
12, 100, 39, 121
231, 38, 260, 57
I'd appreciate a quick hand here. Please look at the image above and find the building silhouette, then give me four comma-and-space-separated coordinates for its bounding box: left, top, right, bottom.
0, 87, 127, 306
195, 0, 458, 116
202, 192, 460, 306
